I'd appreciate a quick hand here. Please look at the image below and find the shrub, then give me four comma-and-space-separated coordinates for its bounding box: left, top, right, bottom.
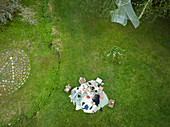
131, 0, 169, 22
0, 0, 21, 25
79, 0, 170, 21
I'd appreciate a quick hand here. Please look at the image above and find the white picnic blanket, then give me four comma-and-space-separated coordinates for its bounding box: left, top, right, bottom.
69, 80, 109, 113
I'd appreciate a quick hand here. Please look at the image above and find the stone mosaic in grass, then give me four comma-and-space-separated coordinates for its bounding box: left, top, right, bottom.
0, 48, 30, 96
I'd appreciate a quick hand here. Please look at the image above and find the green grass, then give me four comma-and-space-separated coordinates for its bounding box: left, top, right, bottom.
0, 0, 59, 126
0, 0, 170, 127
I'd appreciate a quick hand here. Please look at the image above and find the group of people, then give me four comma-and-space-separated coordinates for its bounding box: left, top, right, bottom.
69, 79, 109, 114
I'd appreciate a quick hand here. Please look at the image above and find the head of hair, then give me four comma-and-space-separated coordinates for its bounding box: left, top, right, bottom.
91, 87, 95, 90
82, 102, 85, 106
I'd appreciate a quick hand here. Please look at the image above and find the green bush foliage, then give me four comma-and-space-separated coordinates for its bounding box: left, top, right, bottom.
0, 0, 21, 25
79, 0, 170, 21
133, 0, 170, 21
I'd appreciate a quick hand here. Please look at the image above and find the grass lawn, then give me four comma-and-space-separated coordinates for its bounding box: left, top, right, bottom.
0, 0, 59, 126
0, 0, 170, 127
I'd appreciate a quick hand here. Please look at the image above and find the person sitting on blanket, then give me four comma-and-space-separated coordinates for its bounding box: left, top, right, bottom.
92, 94, 100, 106
92, 94, 103, 113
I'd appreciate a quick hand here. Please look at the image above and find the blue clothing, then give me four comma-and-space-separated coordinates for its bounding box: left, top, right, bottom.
82, 104, 89, 110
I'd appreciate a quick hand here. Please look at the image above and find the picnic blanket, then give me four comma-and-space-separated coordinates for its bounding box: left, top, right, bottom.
69, 79, 109, 113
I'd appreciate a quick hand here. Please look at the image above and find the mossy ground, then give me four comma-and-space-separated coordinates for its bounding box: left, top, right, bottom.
0, 0, 170, 127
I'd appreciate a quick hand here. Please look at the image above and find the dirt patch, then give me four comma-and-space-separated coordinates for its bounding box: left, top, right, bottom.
47, 0, 62, 53
48, 0, 55, 19
50, 26, 62, 53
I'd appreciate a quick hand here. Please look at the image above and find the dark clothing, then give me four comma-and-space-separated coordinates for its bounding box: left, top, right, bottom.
92, 94, 100, 106
100, 108, 103, 112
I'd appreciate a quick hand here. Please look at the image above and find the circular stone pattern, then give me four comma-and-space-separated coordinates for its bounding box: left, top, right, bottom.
0, 48, 31, 96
